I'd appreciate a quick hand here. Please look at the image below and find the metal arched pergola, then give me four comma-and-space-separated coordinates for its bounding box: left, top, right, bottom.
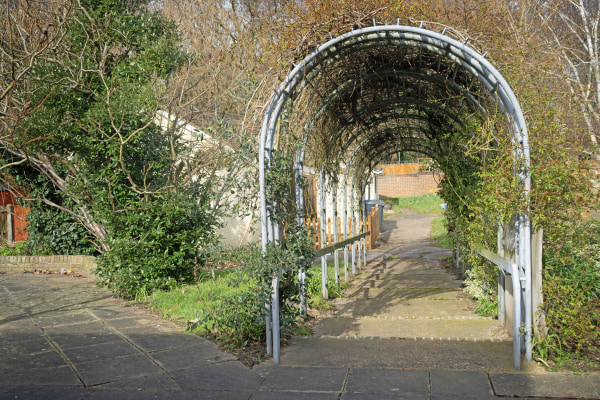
259, 23, 532, 370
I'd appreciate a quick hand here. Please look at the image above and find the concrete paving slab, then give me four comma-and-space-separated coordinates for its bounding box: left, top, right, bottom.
491, 373, 600, 399
333, 298, 478, 318
102, 316, 166, 329
86, 388, 253, 400
259, 366, 347, 392
149, 343, 236, 370
345, 288, 461, 300
115, 323, 183, 339
0, 346, 66, 370
0, 329, 47, 345
589, 375, 600, 394
95, 372, 182, 391
430, 370, 493, 397
88, 307, 140, 320
0, 337, 54, 355
129, 332, 209, 352
341, 393, 428, 400
353, 279, 462, 289
0, 365, 81, 386
252, 391, 339, 400
60, 340, 141, 363
170, 361, 263, 391
278, 337, 515, 372
31, 310, 96, 327
431, 396, 497, 400
46, 327, 122, 350
313, 315, 505, 339
360, 270, 456, 277
0, 319, 45, 336
73, 354, 166, 386
0, 385, 92, 400
345, 368, 429, 395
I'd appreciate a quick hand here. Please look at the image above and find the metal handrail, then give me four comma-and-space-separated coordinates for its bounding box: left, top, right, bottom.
313, 231, 370, 259
479, 249, 522, 371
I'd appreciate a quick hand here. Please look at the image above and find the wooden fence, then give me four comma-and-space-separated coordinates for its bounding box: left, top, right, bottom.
305, 204, 380, 250
0, 205, 30, 244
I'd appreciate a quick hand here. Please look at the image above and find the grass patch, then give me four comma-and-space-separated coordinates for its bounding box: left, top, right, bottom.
307, 262, 350, 309
142, 269, 250, 326
386, 193, 445, 215
431, 217, 452, 248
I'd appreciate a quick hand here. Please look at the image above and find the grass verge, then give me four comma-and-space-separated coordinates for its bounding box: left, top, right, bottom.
431, 217, 452, 248
384, 193, 445, 215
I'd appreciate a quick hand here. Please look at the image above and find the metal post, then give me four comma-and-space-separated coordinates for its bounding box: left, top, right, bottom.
512, 268, 522, 371
271, 271, 281, 364
295, 151, 307, 317
350, 180, 356, 276
343, 180, 349, 282
320, 172, 329, 299
333, 182, 340, 286
522, 214, 532, 362
497, 217, 506, 324
515, 215, 526, 353
357, 212, 362, 270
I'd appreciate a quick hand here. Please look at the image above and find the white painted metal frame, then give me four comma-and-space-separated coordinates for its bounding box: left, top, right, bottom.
259, 25, 531, 368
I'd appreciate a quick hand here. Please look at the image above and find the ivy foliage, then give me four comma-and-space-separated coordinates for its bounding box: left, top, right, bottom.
3, 0, 220, 297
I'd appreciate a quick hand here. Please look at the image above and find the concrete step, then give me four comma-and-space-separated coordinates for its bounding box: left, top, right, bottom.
351, 278, 463, 289
345, 287, 462, 300
332, 298, 478, 318
312, 316, 509, 341
278, 336, 518, 372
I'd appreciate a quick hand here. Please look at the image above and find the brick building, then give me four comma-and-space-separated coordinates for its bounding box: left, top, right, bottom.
376, 163, 442, 198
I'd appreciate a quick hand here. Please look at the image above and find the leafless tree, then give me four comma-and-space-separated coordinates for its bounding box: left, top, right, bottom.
0, 1, 73, 169
542, 0, 600, 150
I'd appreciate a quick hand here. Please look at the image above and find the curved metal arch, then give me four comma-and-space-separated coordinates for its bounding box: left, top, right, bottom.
259, 24, 532, 367
262, 28, 529, 155
345, 127, 441, 175
307, 68, 486, 126
298, 96, 471, 176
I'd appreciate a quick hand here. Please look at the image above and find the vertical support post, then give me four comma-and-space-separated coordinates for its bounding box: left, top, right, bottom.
271, 271, 281, 365
295, 154, 307, 317
320, 172, 328, 299
333, 183, 340, 286
497, 217, 506, 324
512, 269, 522, 371
522, 214, 532, 362
350, 182, 356, 276
343, 181, 349, 281
357, 215, 362, 270
7, 205, 13, 244
514, 215, 525, 353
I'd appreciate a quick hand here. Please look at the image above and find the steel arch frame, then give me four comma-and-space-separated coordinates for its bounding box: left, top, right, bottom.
259, 25, 532, 369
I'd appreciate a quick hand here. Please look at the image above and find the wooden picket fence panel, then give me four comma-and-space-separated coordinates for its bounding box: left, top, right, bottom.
306, 204, 380, 250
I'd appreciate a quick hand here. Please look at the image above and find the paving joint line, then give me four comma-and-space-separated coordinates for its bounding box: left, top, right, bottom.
89, 310, 186, 390
41, 328, 87, 387
337, 367, 351, 400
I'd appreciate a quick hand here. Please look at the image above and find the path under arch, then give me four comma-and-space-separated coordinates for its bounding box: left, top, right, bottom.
278, 211, 515, 371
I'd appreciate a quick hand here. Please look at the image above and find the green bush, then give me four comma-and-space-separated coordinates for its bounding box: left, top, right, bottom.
25, 206, 95, 256
542, 276, 600, 353
0, 241, 27, 256
95, 192, 219, 298
191, 285, 266, 348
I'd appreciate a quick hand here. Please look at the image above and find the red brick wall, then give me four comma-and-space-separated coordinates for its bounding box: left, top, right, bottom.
376, 172, 441, 198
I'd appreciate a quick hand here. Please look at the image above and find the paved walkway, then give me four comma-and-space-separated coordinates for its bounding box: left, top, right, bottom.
0, 213, 599, 399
